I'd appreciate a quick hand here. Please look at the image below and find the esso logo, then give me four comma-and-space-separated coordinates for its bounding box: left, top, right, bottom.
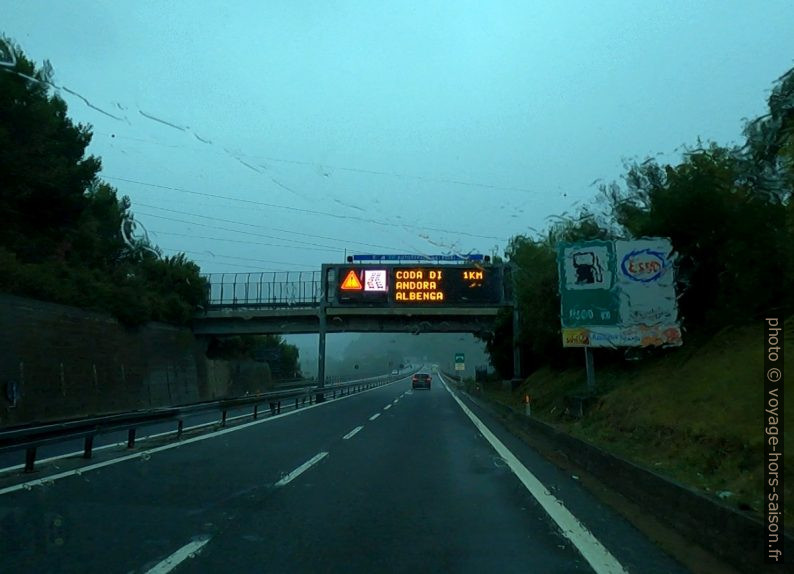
621, 249, 665, 282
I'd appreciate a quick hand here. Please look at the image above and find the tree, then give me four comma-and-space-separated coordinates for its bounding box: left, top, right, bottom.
0, 38, 100, 261
481, 67, 793, 376
207, 335, 302, 379
68, 181, 130, 268
605, 143, 790, 327
0, 38, 208, 326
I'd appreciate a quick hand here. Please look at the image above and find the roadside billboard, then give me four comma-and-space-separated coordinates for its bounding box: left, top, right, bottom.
557, 238, 682, 348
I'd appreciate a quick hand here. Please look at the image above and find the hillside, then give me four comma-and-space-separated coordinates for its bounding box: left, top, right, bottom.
481, 318, 793, 526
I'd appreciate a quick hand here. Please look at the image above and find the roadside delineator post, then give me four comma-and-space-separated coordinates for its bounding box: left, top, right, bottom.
524, 393, 531, 417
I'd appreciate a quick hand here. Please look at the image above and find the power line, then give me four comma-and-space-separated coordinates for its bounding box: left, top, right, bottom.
151, 230, 349, 254
10, 64, 535, 243
160, 247, 316, 269
186, 259, 287, 273
137, 203, 405, 252
135, 211, 358, 251
98, 131, 546, 196
106, 175, 509, 241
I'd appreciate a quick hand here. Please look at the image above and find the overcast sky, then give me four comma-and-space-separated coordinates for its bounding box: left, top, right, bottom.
4, 1, 794, 275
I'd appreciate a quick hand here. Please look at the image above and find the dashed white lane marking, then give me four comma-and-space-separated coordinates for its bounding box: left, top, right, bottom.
369, 413, 381, 421
274, 452, 328, 487
1, 377, 400, 495
343, 426, 363, 440
439, 374, 627, 574
393, 398, 399, 404
384, 404, 391, 410
145, 535, 212, 573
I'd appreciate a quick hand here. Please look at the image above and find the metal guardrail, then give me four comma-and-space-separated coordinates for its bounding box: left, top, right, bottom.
0, 373, 399, 473
203, 271, 322, 309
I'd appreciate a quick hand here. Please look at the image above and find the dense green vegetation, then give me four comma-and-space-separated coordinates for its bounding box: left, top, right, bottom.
482, 66, 793, 377
476, 319, 793, 523
475, 66, 793, 523
0, 39, 207, 325
207, 334, 301, 379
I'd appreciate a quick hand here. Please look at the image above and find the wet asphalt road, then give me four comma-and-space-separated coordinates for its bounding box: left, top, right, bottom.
0, 370, 688, 573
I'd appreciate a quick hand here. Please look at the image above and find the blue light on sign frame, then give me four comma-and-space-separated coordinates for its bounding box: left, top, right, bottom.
351, 254, 484, 262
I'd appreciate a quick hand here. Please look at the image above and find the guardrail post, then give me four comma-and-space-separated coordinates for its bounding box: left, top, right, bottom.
127, 428, 136, 448
221, 409, 228, 427
25, 447, 36, 473
295, 398, 299, 410
83, 435, 94, 459
253, 404, 259, 419
177, 420, 184, 438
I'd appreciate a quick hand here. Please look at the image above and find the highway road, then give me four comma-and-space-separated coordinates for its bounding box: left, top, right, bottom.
0, 375, 389, 473
0, 368, 689, 573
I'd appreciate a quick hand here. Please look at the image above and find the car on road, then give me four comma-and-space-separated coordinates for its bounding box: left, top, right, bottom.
412, 372, 432, 390
391, 369, 399, 375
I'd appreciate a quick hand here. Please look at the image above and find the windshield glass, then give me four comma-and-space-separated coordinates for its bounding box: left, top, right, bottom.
1, 3, 792, 573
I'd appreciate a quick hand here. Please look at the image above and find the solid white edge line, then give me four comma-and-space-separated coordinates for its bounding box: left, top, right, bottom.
438, 373, 627, 574
0, 377, 402, 496
342, 426, 364, 440
145, 535, 212, 574
369, 413, 381, 421
274, 452, 328, 487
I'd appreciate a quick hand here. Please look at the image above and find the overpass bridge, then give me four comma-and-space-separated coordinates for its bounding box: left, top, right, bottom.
192, 261, 520, 387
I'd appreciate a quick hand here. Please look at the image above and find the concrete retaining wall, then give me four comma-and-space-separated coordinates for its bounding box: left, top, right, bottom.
0, 294, 271, 427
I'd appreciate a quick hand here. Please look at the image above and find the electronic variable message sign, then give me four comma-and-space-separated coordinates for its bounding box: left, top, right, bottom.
333, 264, 503, 306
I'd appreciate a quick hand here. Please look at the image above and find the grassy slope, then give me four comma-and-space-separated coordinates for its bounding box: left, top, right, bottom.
483, 318, 793, 526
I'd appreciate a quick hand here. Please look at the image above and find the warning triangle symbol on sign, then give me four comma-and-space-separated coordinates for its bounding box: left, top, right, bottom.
341, 270, 363, 290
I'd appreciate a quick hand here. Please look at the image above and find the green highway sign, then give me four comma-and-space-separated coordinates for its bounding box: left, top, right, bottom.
454, 352, 465, 371
557, 240, 619, 327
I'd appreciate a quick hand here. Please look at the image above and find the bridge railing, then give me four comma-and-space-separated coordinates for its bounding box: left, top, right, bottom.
203, 271, 323, 309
